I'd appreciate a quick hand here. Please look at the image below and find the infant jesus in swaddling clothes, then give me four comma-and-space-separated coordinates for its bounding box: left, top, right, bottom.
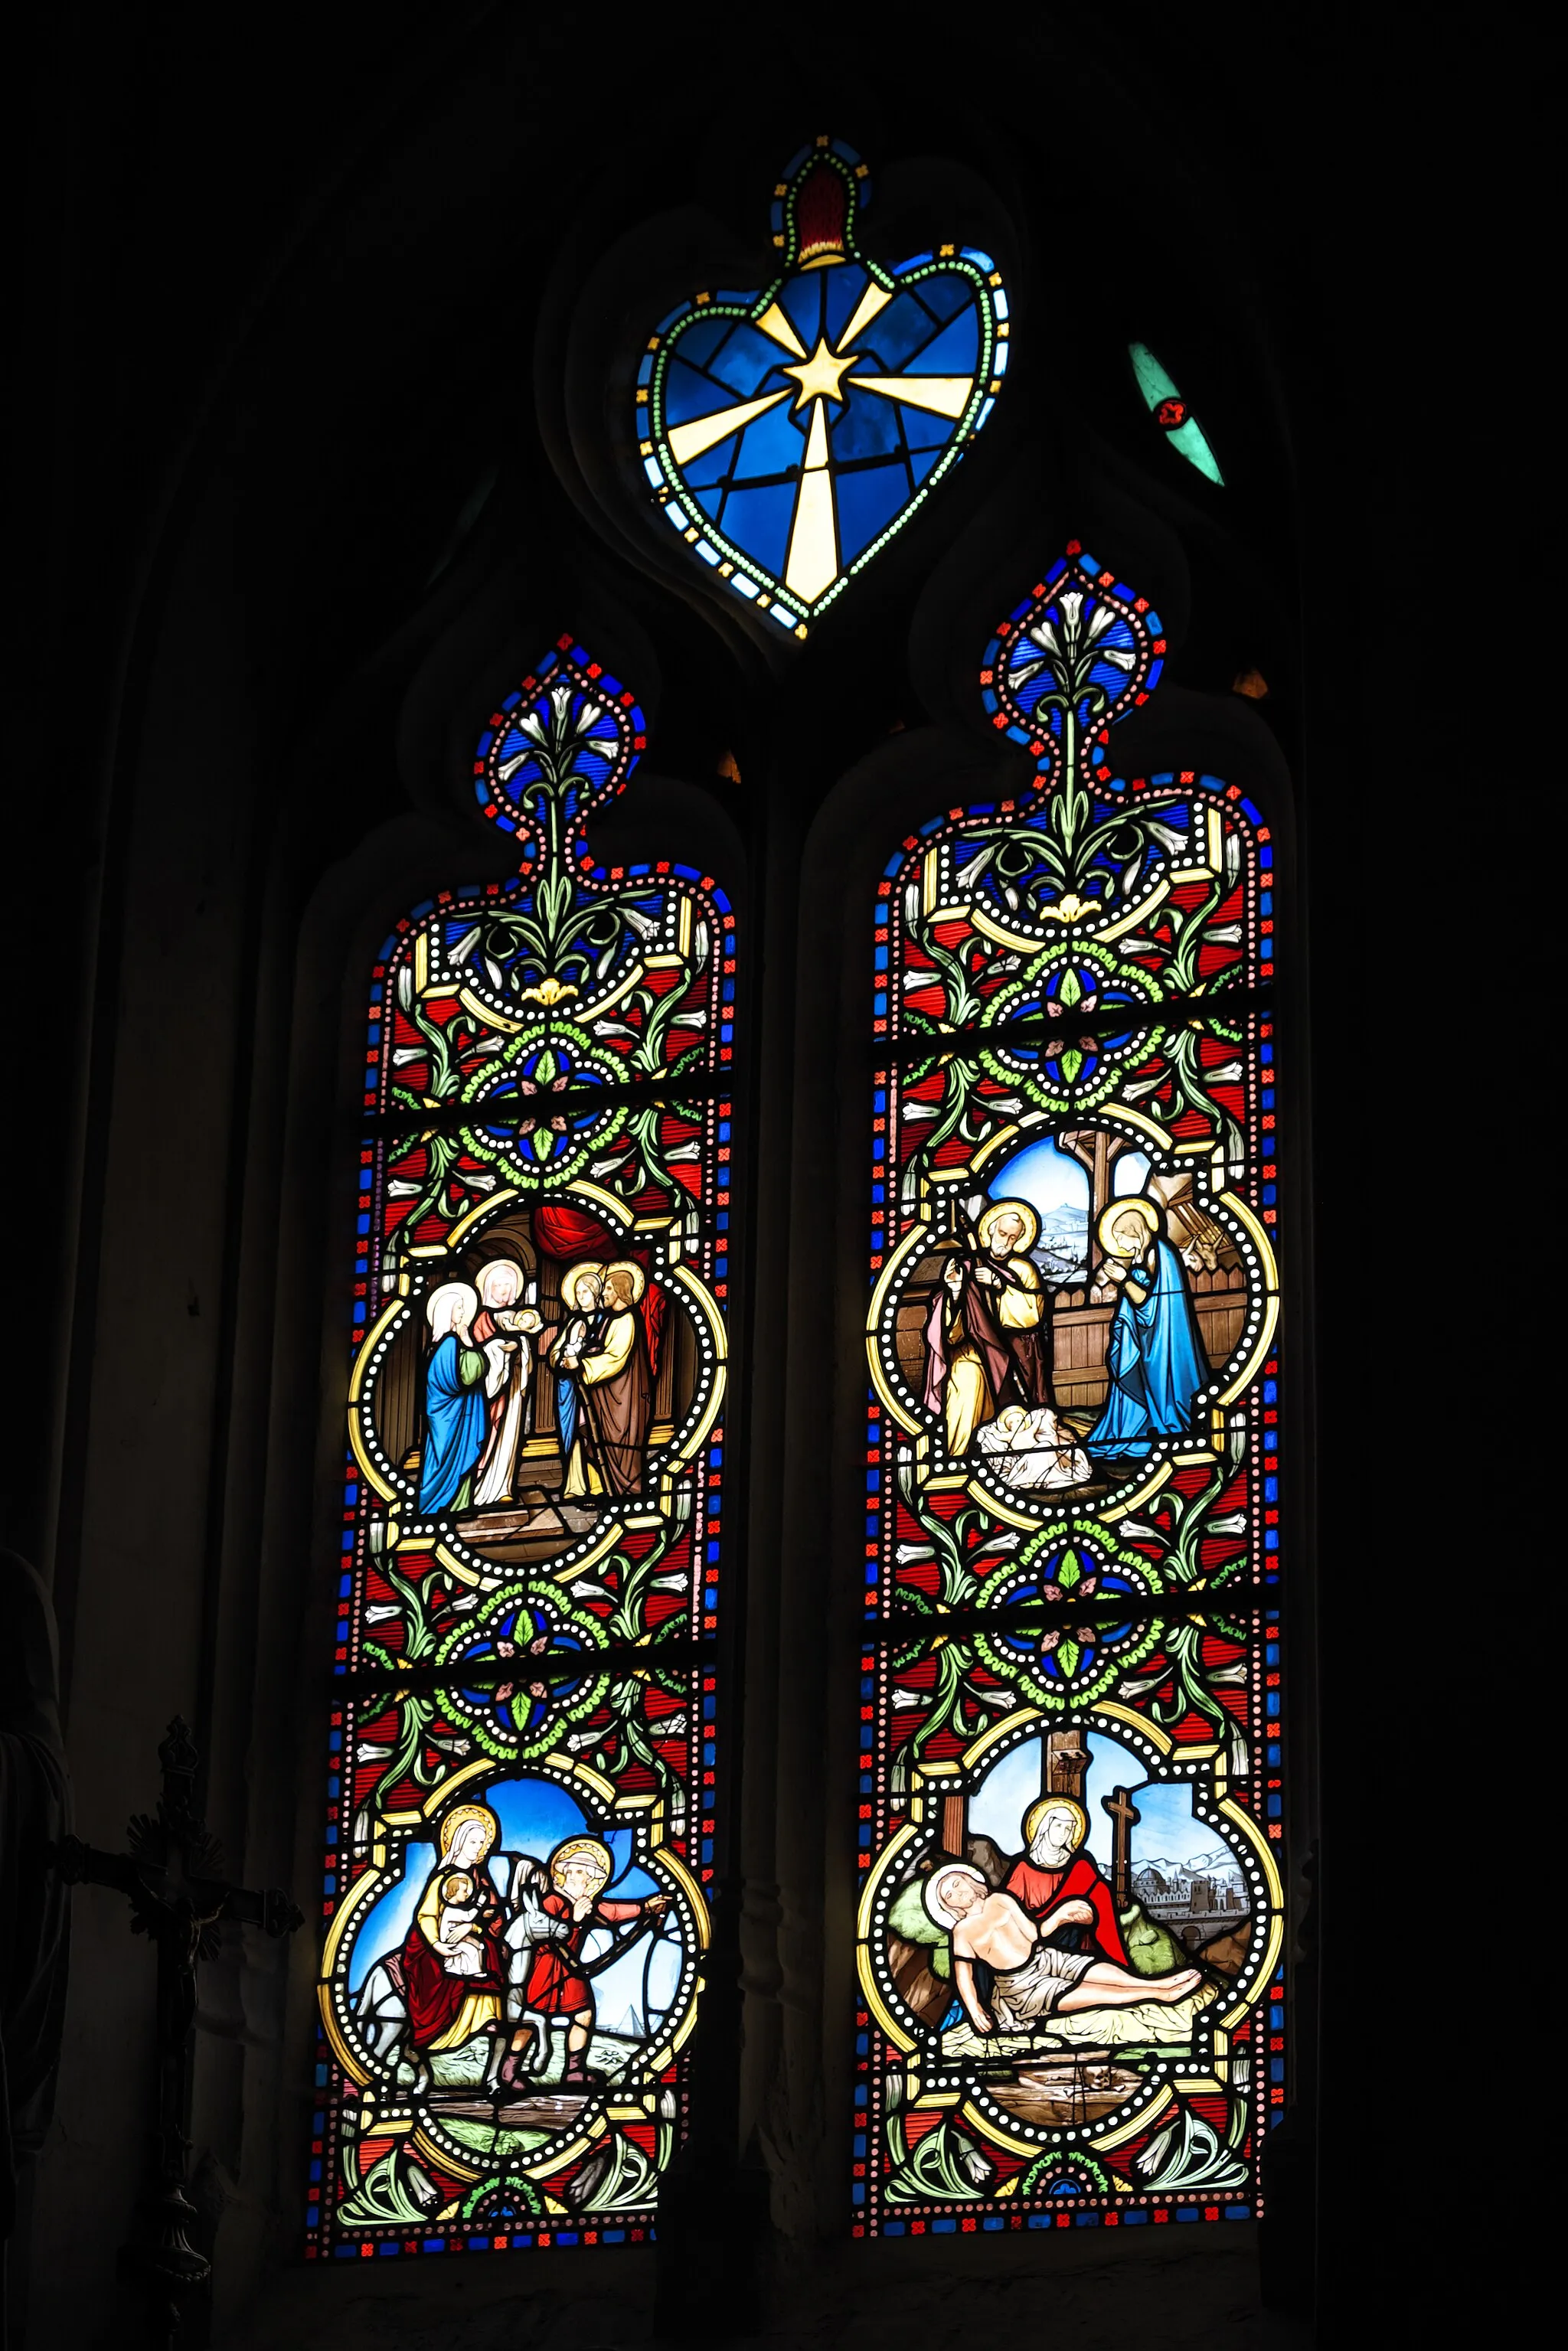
433, 1871, 487, 1977
929, 1864, 1201, 2035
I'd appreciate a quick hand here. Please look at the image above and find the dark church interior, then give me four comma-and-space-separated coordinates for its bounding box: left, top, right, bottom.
8, 5, 1477, 2345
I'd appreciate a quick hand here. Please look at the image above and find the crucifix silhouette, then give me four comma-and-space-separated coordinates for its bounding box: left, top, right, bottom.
1101, 1784, 1141, 1909
55, 1717, 303, 2349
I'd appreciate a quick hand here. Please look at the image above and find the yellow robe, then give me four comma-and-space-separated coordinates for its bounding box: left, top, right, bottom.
944, 1254, 1045, 1456
563, 1307, 635, 1497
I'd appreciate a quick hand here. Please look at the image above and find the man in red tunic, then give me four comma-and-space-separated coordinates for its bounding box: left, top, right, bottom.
1004, 1795, 1129, 1967
518, 1836, 669, 2085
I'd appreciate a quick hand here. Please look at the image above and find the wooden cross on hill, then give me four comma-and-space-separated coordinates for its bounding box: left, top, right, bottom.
56, 1717, 303, 2349
1101, 1784, 1141, 1908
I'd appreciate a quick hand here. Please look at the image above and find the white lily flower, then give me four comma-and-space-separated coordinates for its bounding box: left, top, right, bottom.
1086, 602, 1116, 641
651, 1571, 687, 1590
1058, 590, 1084, 629
977, 1530, 1021, 1555
1207, 922, 1243, 943
900, 1101, 937, 1123
656, 1712, 688, 1735
570, 1579, 612, 1602
1207, 1061, 1243, 1084
364, 1604, 399, 1624
895, 1543, 935, 1564
467, 1171, 499, 1193
356, 1742, 392, 1761
1101, 646, 1137, 671
387, 1179, 420, 1198
390, 1046, 425, 1066
1028, 621, 1061, 657
663, 1141, 701, 1162
692, 921, 710, 962
624, 904, 662, 941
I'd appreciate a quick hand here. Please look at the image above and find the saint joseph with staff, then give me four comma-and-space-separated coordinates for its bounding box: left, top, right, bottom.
923, 1199, 1053, 1455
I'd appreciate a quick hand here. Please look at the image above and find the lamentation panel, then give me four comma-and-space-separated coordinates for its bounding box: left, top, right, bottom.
855, 550, 1285, 2235
309, 644, 735, 2258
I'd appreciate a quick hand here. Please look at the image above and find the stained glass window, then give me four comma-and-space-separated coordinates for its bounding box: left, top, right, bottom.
854, 547, 1283, 2235
636, 138, 1008, 638
1129, 342, 1225, 485
310, 642, 735, 2258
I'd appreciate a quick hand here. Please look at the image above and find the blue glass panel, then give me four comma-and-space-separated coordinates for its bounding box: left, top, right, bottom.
861, 291, 938, 369
733, 402, 807, 482
911, 309, 980, 375
910, 445, 942, 485
716, 482, 796, 576
682, 435, 740, 489
693, 482, 724, 522
825, 263, 874, 344
832, 387, 903, 460
669, 315, 730, 371
704, 321, 786, 397
664, 356, 728, 426
835, 462, 910, 562
779, 274, 826, 346
914, 271, 972, 324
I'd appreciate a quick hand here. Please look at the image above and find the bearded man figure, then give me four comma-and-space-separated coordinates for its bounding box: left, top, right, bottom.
923, 1200, 1052, 1457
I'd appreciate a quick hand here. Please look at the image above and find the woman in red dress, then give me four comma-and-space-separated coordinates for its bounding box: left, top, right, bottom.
516, 1835, 668, 2085
400, 1804, 507, 2061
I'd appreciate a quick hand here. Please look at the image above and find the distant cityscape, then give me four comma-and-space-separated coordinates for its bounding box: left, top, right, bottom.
1132, 1858, 1250, 1922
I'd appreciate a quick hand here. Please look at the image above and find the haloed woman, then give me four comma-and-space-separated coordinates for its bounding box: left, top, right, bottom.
400, 1804, 506, 2055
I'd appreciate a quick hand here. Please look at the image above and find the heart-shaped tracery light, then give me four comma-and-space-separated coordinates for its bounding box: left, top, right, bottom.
636, 138, 1008, 638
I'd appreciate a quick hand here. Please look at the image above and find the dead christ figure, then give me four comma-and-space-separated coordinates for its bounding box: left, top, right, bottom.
925, 1864, 1200, 2033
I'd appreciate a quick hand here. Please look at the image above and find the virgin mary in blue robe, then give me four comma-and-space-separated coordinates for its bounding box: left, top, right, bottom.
417, 1305, 489, 1516
1088, 1198, 1209, 1461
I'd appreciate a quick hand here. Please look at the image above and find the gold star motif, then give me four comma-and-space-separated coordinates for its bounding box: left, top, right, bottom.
780, 335, 863, 411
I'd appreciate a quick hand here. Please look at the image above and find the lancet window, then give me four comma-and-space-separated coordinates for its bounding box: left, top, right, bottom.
310, 643, 734, 2258
854, 548, 1285, 2234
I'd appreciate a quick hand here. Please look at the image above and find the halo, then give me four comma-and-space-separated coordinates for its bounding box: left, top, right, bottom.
1096, 1195, 1159, 1255
606, 1258, 648, 1304
475, 1257, 524, 1303
977, 1199, 1040, 1254
438, 1802, 499, 1861
550, 1834, 613, 1889
563, 1260, 605, 1303
1021, 1794, 1088, 1855
425, 1279, 479, 1333
923, 1861, 988, 1929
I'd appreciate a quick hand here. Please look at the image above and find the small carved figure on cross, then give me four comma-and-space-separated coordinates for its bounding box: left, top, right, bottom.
54, 1717, 302, 2349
